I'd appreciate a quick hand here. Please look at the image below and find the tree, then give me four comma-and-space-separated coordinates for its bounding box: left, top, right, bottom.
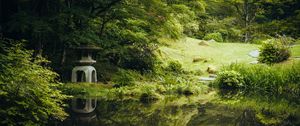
1, 0, 204, 75
0, 38, 68, 125
229, 0, 264, 42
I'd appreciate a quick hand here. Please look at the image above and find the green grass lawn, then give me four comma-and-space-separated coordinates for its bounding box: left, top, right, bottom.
291, 45, 300, 57
158, 37, 259, 72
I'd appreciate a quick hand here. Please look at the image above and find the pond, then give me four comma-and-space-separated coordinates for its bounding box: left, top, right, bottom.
50, 92, 300, 126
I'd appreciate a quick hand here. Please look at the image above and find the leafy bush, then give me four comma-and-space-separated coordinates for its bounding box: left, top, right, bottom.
112, 69, 141, 87
165, 61, 184, 73
215, 70, 244, 89
0, 43, 68, 125
258, 38, 291, 64
203, 32, 223, 42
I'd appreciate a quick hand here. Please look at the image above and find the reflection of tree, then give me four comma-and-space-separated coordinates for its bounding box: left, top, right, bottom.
68, 112, 98, 126
214, 89, 300, 126
93, 100, 263, 126
94, 100, 199, 126
235, 109, 261, 126
187, 104, 262, 126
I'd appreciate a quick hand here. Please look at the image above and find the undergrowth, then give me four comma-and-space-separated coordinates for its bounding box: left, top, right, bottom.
214, 61, 300, 99
61, 61, 208, 101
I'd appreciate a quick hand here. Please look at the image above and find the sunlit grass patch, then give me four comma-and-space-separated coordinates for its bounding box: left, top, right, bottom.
291, 45, 300, 57
158, 37, 258, 72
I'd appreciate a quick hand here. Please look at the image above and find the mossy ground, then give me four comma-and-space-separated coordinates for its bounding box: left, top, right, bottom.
61, 82, 214, 101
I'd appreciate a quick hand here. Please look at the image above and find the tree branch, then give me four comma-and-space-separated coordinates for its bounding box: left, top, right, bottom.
94, 0, 122, 15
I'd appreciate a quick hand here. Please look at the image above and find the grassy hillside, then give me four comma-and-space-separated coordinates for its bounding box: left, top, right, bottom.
158, 37, 259, 72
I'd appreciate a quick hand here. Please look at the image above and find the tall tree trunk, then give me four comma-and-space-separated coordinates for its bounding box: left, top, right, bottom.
244, 0, 250, 43
35, 34, 43, 57
61, 47, 66, 65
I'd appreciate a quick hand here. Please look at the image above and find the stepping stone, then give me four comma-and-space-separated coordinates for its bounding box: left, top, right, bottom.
248, 50, 260, 58
249, 60, 259, 64
199, 77, 216, 81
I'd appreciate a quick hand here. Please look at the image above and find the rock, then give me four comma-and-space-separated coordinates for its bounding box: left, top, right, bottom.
193, 57, 206, 63
248, 50, 260, 58
198, 41, 209, 46
207, 65, 217, 74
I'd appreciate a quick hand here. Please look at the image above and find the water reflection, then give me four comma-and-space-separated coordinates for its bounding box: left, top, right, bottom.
71, 98, 97, 114
64, 112, 98, 126
51, 98, 270, 126
52, 98, 99, 126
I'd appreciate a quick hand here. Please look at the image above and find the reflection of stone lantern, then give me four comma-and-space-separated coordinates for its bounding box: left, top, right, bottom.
71, 98, 97, 113
71, 46, 100, 83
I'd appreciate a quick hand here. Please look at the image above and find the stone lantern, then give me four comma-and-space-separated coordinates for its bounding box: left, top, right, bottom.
71, 46, 100, 83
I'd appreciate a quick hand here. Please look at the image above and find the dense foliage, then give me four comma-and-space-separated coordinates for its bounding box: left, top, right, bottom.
0, 0, 206, 79
0, 39, 68, 125
200, 0, 300, 42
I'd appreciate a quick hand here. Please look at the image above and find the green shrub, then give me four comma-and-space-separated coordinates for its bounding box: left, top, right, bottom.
203, 32, 223, 42
215, 70, 244, 89
258, 38, 291, 64
112, 69, 140, 87
165, 61, 184, 73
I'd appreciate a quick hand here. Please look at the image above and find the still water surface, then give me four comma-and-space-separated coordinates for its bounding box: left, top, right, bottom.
51, 95, 300, 126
